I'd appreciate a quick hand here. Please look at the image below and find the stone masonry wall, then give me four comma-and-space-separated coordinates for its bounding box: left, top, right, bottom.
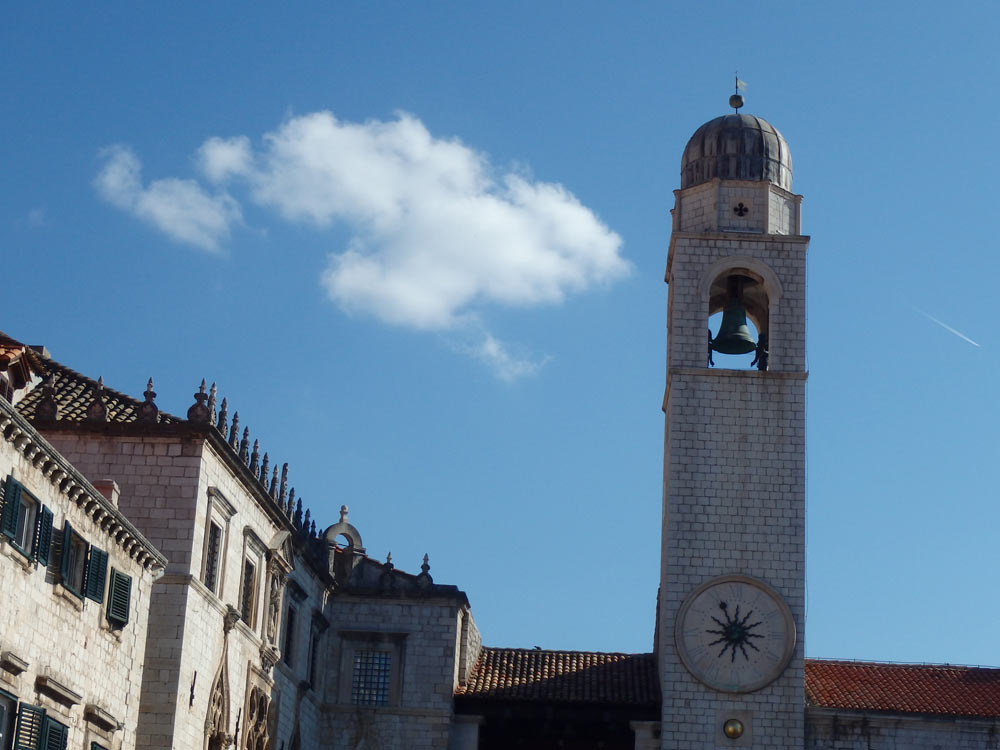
39, 432, 205, 748
0, 425, 157, 750
321, 596, 465, 749
806, 710, 1000, 749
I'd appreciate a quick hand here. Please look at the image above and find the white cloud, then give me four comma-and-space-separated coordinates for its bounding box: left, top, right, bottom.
95, 112, 629, 378
27, 208, 45, 227
198, 136, 253, 183
470, 333, 549, 382
232, 111, 628, 330
94, 145, 241, 252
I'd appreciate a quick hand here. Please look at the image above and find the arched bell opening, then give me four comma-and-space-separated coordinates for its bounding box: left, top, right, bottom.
707, 270, 770, 371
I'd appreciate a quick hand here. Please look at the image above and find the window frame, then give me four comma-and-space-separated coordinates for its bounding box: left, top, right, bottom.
282, 605, 297, 668
0, 689, 15, 750
238, 530, 265, 630
1, 477, 52, 564
337, 631, 406, 708
59, 522, 89, 599
201, 489, 234, 597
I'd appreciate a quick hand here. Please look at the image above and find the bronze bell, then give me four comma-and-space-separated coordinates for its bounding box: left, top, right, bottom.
712, 301, 757, 355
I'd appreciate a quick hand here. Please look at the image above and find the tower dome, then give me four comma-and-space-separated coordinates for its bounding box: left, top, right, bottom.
680, 113, 792, 191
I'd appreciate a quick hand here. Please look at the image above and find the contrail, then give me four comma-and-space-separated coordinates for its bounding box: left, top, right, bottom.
914, 308, 981, 348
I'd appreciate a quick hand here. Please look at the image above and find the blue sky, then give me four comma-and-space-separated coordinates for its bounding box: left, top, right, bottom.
3, 3, 999, 665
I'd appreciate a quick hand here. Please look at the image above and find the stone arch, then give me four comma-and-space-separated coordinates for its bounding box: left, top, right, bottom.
699, 256, 783, 369
324, 506, 366, 583
204, 645, 231, 750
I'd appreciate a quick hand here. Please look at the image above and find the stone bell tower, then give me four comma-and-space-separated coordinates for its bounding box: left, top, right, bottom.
657, 98, 808, 749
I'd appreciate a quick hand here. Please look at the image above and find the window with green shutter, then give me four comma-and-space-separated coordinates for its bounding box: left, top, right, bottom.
12, 703, 44, 750
0, 476, 19, 539
34, 507, 53, 566
106, 568, 131, 627
39, 716, 67, 750
90, 743, 109, 750
59, 523, 88, 598
84, 547, 108, 603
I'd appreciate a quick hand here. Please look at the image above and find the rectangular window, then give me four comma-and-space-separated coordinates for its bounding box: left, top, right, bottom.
12, 494, 36, 553
59, 523, 88, 598
0, 691, 14, 750
308, 631, 320, 688
239, 558, 257, 627
282, 606, 297, 667
106, 568, 132, 627
351, 650, 392, 706
1, 477, 51, 563
203, 522, 222, 594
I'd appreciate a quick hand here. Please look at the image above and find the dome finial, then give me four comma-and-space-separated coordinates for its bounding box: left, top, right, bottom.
730, 73, 747, 112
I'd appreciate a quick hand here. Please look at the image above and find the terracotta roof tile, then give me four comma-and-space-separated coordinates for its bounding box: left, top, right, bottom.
456, 648, 659, 706
806, 660, 1000, 719
16, 354, 181, 425
459, 652, 1000, 718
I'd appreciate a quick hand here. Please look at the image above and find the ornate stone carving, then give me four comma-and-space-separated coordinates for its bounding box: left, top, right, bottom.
188, 380, 211, 423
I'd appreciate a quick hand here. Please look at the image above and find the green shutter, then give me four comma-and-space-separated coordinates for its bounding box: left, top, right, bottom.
85, 547, 108, 602
13, 703, 44, 750
0, 477, 21, 539
35, 506, 54, 565
59, 522, 73, 583
40, 716, 68, 750
107, 568, 131, 626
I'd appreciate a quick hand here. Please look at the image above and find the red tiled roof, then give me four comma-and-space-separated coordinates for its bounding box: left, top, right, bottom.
806, 659, 1000, 719
456, 648, 659, 706
16, 353, 181, 425
459, 651, 1000, 718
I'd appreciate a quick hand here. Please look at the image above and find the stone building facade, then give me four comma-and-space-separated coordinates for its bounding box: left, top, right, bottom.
0, 101, 998, 750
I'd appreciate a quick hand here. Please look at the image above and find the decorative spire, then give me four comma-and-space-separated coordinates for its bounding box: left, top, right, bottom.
286, 488, 295, 517
137, 377, 159, 423
417, 552, 433, 587
293, 499, 303, 529
228, 412, 240, 448
268, 466, 278, 498
259, 453, 269, 484
216, 398, 228, 436
309, 520, 316, 538
384, 551, 393, 568
85, 376, 108, 423
339, 505, 349, 524
187, 379, 210, 423
249, 440, 260, 474
207, 382, 217, 426
278, 464, 288, 503
303, 508, 311, 535
238, 427, 250, 462
34, 374, 59, 422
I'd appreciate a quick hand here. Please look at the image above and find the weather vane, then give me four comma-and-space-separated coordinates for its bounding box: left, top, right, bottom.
730, 73, 747, 112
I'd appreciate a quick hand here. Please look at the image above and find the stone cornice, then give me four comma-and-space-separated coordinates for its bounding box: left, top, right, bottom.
0, 398, 166, 572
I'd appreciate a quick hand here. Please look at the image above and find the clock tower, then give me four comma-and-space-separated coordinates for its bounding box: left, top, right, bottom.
658, 99, 808, 749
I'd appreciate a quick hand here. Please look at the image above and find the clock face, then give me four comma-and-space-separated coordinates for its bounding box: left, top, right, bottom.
675, 575, 795, 693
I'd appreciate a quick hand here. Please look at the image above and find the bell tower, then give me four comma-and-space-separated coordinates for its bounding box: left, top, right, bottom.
658, 97, 808, 749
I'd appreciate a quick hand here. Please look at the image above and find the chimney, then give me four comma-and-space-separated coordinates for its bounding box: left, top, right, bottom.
92, 479, 120, 508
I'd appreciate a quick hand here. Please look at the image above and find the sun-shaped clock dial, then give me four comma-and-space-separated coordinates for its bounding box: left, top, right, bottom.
676, 576, 796, 693
706, 601, 764, 662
